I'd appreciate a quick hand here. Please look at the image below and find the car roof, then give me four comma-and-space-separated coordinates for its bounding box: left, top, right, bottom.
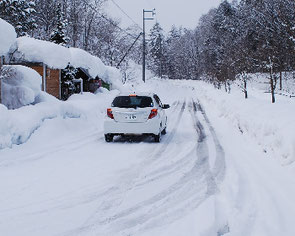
117, 92, 155, 97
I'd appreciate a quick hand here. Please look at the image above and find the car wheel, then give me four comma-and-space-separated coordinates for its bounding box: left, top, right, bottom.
161, 127, 167, 135
105, 134, 113, 142
154, 132, 161, 143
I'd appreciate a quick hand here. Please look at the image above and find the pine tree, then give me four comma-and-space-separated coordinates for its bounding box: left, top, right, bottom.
50, 3, 68, 46
0, 0, 36, 36
61, 65, 78, 100
148, 23, 166, 77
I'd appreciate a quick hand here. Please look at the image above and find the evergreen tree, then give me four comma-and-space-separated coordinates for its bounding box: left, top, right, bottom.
148, 23, 165, 77
165, 25, 183, 79
61, 65, 78, 100
0, 0, 36, 36
50, 3, 68, 46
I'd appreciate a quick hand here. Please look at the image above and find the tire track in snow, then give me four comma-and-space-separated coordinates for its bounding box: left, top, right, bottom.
191, 99, 228, 235
192, 99, 226, 184
92, 101, 226, 236
70, 99, 228, 236
67, 100, 187, 236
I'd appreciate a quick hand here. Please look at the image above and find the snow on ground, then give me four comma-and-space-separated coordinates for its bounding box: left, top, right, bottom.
0, 18, 16, 56
0, 89, 119, 149
1, 77, 295, 236
197, 78, 295, 165
1, 65, 42, 109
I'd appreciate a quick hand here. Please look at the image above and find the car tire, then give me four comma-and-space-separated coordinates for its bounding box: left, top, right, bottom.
154, 132, 161, 143
161, 127, 167, 135
105, 134, 113, 142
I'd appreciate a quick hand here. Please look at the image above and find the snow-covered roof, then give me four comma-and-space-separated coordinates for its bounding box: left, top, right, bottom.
0, 18, 16, 56
69, 47, 106, 79
12, 37, 122, 87
15, 36, 70, 69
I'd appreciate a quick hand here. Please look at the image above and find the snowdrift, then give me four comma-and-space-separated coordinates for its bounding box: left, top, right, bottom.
194, 80, 295, 165
0, 18, 16, 56
1, 65, 42, 109
0, 90, 119, 149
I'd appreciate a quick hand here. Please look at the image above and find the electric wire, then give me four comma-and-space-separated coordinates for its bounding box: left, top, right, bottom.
81, 0, 139, 39
110, 0, 143, 30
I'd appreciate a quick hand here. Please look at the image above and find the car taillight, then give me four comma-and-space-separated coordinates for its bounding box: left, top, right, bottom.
148, 109, 158, 119
107, 108, 114, 119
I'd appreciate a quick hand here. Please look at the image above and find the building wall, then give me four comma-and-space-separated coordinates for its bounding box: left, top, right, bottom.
46, 69, 60, 98
30, 65, 44, 90
30, 65, 60, 99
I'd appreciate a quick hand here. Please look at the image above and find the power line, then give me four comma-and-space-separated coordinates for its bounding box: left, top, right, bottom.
81, 0, 139, 40
110, 0, 142, 30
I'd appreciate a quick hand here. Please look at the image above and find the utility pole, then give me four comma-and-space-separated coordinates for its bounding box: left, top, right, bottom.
0, 56, 3, 104
142, 9, 155, 83
159, 36, 162, 79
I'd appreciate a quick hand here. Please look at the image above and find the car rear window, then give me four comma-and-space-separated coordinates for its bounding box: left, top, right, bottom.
112, 96, 153, 108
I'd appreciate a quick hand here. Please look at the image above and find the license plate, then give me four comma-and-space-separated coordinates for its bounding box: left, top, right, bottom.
125, 114, 137, 120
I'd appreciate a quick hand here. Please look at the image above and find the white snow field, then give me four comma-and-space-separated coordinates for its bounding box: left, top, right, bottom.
1, 78, 295, 236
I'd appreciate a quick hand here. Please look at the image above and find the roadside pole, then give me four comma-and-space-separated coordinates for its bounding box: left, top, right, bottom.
142, 9, 155, 83
0, 56, 3, 104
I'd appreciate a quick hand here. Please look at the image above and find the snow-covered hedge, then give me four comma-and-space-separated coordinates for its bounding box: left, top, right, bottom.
0, 18, 16, 56
1, 65, 42, 109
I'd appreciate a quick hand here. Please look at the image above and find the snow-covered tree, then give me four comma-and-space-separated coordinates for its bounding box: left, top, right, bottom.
147, 23, 165, 77
61, 65, 78, 100
50, 3, 68, 46
0, 0, 36, 36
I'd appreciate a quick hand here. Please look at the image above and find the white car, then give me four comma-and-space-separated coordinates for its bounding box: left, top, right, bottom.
104, 93, 170, 142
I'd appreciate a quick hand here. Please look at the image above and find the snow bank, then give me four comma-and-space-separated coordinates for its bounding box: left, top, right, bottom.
0, 90, 118, 149
0, 18, 16, 56
13, 37, 123, 89
1, 65, 42, 109
194, 80, 295, 165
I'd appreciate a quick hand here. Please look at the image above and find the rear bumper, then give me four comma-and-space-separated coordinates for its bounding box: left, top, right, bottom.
104, 117, 160, 135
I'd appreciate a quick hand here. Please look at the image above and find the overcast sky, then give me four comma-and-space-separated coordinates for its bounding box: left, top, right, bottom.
105, 0, 222, 33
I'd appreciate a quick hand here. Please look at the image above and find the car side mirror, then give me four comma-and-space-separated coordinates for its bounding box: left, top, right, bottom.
162, 104, 170, 109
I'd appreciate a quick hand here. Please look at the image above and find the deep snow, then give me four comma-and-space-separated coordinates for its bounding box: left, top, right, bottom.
0, 78, 295, 236
1, 65, 42, 109
12, 36, 123, 86
0, 18, 16, 56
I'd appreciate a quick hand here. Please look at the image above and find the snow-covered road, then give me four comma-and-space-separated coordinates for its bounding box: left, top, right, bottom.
1, 80, 295, 236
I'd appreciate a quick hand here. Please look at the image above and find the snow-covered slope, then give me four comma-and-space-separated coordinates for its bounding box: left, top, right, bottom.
190, 80, 295, 165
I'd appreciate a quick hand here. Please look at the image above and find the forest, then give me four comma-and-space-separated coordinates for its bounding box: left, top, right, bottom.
1, 0, 295, 102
